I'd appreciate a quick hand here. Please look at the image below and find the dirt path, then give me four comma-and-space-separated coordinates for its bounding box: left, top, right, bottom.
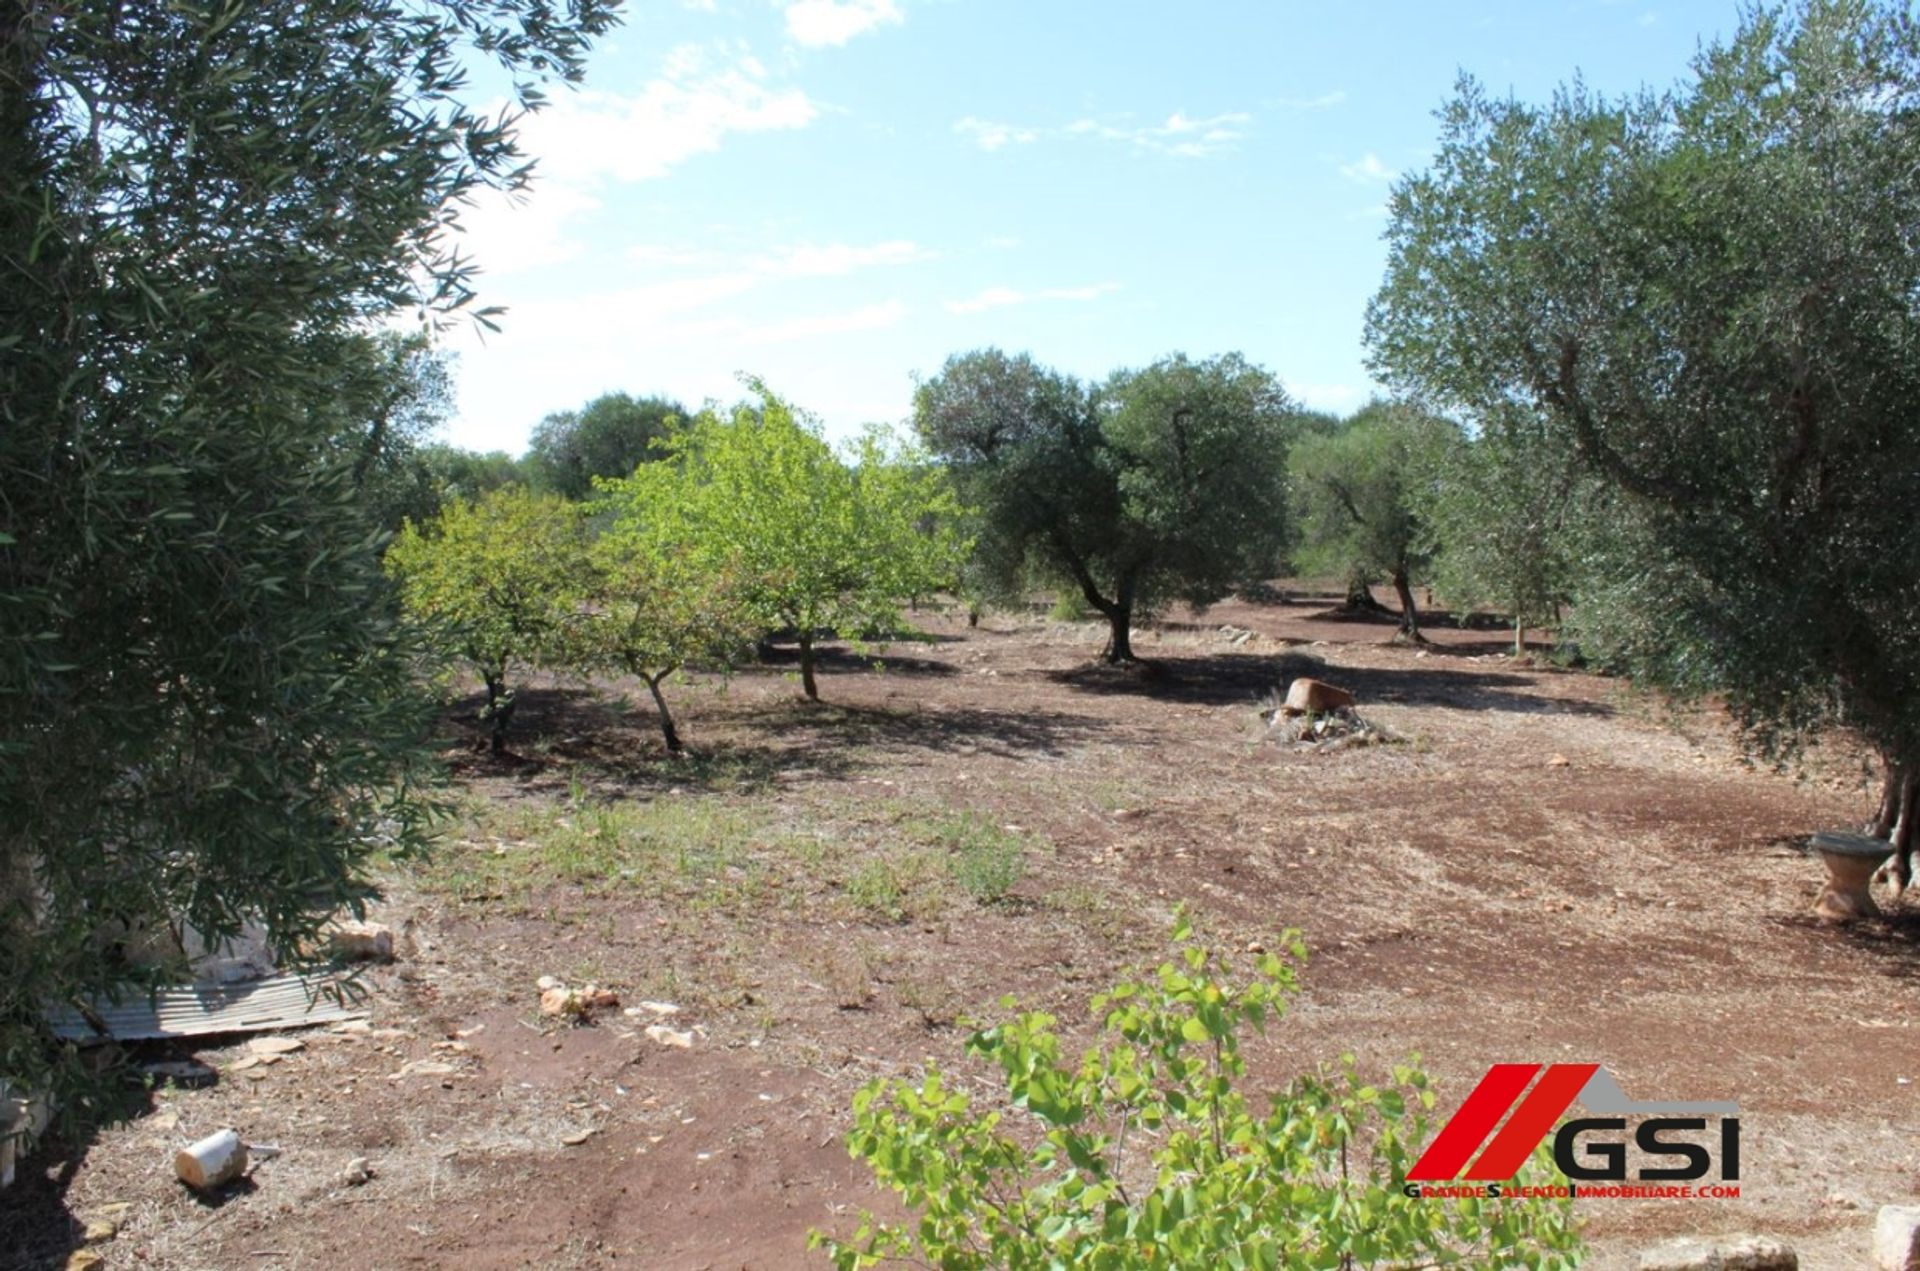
7, 594, 1916, 1269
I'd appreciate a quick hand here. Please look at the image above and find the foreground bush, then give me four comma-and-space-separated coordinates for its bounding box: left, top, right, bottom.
814, 919, 1581, 1269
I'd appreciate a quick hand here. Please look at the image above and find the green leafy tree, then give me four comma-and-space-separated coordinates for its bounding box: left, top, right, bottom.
1367, 0, 1920, 879
915, 350, 1294, 663
602, 383, 967, 700
569, 527, 758, 755
527, 392, 686, 500
318, 330, 461, 533
1418, 416, 1586, 656
417, 444, 530, 504
813, 919, 1583, 1269
0, 0, 615, 1122
1288, 402, 1460, 641
386, 489, 589, 754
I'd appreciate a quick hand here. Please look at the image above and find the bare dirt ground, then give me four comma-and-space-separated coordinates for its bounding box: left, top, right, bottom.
6, 589, 1918, 1270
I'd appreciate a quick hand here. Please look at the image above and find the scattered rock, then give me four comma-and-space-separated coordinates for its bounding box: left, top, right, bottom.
81, 1218, 117, 1244
328, 919, 396, 963
541, 982, 620, 1020
1280, 677, 1354, 715
387, 1059, 458, 1081
561, 1129, 594, 1146
66, 1252, 104, 1271
341, 1156, 374, 1187
1719, 1236, 1797, 1270
645, 1024, 696, 1049
536, 974, 563, 992
1639, 1234, 1797, 1270
1876, 1205, 1920, 1271
248, 1036, 305, 1056
1548, 754, 1572, 768
623, 1001, 681, 1018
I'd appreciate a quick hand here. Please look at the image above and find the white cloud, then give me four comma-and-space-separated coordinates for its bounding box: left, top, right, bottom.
520, 50, 817, 187
457, 45, 818, 276
959, 110, 1251, 158
783, 0, 903, 47
945, 282, 1121, 315
1339, 152, 1397, 184
955, 116, 1041, 152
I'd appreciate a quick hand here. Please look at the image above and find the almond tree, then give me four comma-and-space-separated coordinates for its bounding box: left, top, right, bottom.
600, 382, 967, 700
386, 489, 588, 755
571, 530, 757, 755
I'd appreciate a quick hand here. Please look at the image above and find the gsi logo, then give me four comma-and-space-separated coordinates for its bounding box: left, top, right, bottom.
1406, 1063, 1740, 1187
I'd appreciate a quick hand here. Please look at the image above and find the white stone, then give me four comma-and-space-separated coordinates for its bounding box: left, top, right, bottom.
1876, 1206, 1920, 1271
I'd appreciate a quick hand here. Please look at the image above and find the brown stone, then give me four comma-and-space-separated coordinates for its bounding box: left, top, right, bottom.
1281, 677, 1354, 715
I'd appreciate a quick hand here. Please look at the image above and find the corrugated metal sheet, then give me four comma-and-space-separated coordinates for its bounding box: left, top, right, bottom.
45, 972, 368, 1041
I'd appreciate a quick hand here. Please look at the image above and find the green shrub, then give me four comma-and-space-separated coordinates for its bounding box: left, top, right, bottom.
935, 811, 1028, 904
813, 916, 1582, 1269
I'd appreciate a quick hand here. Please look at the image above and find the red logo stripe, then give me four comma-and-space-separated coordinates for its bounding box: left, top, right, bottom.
1463, 1062, 1598, 1180
1404, 1063, 1540, 1181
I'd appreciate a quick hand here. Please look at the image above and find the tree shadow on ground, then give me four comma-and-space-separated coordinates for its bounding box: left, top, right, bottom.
1777, 908, 1920, 983
0, 1073, 172, 1271
755, 643, 959, 678
439, 683, 1111, 800
1048, 651, 1613, 717
1, 1145, 85, 1271
743, 697, 1110, 762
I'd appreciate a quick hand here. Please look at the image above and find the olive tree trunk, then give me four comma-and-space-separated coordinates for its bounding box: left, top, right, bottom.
1868, 758, 1917, 889
1391, 565, 1426, 643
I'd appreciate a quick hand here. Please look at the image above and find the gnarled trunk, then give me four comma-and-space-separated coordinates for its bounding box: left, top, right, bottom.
1391, 565, 1425, 643
1868, 758, 1916, 890
1096, 572, 1139, 664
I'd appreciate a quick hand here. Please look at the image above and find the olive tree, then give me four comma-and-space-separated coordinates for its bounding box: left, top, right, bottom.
1367, 0, 1920, 878
915, 351, 1294, 663
0, 0, 616, 1121
1288, 402, 1460, 641
1417, 416, 1587, 656
527, 392, 686, 500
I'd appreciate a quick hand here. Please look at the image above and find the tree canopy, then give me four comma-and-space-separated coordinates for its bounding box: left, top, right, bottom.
0, 0, 617, 1113
599, 383, 967, 700
915, 350, 1294, 662
1367, 0, 1920, 873
1288, 402, 1459, 639
386, 488, 588, 754
527, 392, 686, 500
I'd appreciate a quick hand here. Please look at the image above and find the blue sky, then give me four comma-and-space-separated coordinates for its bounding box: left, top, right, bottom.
443, 0, 1747, 453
